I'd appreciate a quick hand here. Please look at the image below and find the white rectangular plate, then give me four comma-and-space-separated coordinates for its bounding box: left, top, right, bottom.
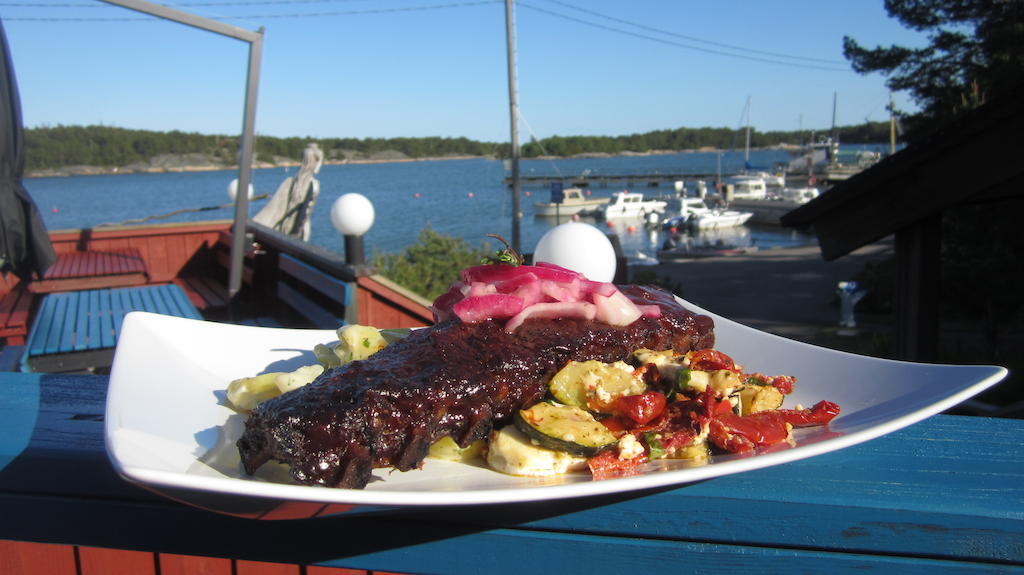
105, 306, 1007, 518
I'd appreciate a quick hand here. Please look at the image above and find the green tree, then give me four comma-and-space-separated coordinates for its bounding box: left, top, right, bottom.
371, 229, 491, 301
843, 0, 1024, 137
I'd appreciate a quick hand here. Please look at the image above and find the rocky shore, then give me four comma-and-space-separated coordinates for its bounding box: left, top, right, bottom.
25, 151, 490, 179
26, 144, 801, 179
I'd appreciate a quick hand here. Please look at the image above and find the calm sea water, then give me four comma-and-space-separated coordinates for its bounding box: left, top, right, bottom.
24, 149, 830, 263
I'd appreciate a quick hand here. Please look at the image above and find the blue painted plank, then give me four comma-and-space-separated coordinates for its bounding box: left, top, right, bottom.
315, 527, 1022, 575
26, 294, 59, 357
56, 291, 80, 353
70, 289, 91, 352
45, 293, 72, 354
98, 288, 115, 349
165, 284, 202, 320
85, 289, 102, 350
110, 287, 131, 340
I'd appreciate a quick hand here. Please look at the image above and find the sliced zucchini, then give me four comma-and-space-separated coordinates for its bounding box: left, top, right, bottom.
515, 402, 618, 457
485, 425, 588, 477
548, 360, 646, 412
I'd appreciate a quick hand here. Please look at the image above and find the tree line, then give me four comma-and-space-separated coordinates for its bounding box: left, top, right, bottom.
23, 121, 892, 172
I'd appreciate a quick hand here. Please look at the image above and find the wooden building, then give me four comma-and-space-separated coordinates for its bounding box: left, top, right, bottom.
781, 91, 1024, 361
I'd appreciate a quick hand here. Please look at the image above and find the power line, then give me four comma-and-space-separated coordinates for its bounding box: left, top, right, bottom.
518, 1, 852, 73
542, 0, 848, 66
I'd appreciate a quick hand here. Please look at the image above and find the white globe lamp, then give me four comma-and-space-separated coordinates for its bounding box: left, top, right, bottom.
330, 193, 376, 265
227, 178, 254, 201
533, 222, 618, 282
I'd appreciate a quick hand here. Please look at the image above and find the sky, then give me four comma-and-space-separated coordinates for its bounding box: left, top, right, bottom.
3, 0, 930, 143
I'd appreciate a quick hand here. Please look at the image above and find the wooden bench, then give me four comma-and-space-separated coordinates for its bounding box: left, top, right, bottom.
277, 253, 353, 328
29, 248, 148, 294
0, 288, 33, 346
175, 275, 230, 310
21, 284, 201, 373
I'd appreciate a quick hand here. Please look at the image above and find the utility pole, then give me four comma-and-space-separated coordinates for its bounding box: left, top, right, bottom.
505, 0, 521, 252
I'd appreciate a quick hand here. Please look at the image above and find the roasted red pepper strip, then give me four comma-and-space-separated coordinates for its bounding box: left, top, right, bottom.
708, 400, 840, 453
774, 400, 841, 426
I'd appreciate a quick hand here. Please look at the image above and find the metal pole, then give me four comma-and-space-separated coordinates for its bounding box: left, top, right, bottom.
229, 30, 263, 298
98, 0, 263, 300
505, 0, 522, 253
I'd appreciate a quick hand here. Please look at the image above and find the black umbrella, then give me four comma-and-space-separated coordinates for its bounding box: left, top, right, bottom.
0, 19, 54, 281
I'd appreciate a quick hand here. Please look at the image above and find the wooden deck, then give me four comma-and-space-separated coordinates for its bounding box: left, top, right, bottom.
0, 220, 433, 374
22, 284, 201, 373
28, 248, 148, 293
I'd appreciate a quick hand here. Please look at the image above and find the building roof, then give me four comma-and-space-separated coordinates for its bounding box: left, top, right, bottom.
781, 91, 1024, 261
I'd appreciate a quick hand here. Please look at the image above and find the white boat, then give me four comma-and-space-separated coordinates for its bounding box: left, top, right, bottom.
664, 197, 753, 230
723, 175, 768, 200
532, 187, 609, 216
780, 186, 820, 204
601, 191, 668, 219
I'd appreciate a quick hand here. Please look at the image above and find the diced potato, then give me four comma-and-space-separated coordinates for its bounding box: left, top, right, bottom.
339, 324, 389, 360
226, 372, 286, 412
274, 364, 324, 394
739, 384, 785, 415
709, 369, 743, 397
668, 441, 710, 461
633, 348, 685, 382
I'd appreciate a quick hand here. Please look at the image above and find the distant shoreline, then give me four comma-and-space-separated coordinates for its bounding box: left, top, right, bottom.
26, 144, 803, 179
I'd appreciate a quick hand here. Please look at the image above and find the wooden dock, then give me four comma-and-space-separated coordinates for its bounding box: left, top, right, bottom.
505, 170, 848, 188
505, 172, 724, 188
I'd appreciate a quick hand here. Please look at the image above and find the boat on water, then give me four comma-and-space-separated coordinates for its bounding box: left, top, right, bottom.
601, 191, 668, 219
780, 186, 820, 204
657, 243, 758, 261
656, 224, 757, 261
532, 187, 609, 216
722, 175, 769, 200
663, 197, 754, 230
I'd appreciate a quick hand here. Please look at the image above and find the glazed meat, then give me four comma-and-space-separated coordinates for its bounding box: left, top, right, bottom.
237, 285, 715, 489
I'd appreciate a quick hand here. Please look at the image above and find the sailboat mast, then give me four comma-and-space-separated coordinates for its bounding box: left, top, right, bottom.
744, 96, 751, 166
889, 91, 896, 155
505, 0, 522, 252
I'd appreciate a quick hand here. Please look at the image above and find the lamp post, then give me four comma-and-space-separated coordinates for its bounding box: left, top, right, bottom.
227, 178, 253, 201
330, 193, 375, 266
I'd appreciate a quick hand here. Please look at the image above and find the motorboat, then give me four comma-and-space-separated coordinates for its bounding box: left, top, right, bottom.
663, 197, 754, 230
780, 186, 820, 204
723, 175, 768, 200
601, 191, 668, 219
533, 187, 609, 216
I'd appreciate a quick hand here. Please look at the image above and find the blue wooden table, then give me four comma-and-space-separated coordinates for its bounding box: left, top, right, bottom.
0, 372, 1021, 574
21, 284, 201, 372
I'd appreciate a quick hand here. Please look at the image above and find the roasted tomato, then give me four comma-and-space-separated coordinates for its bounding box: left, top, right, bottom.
587, 449, 646, 479
616, 391, 667, 425
688, 349, 737, 371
